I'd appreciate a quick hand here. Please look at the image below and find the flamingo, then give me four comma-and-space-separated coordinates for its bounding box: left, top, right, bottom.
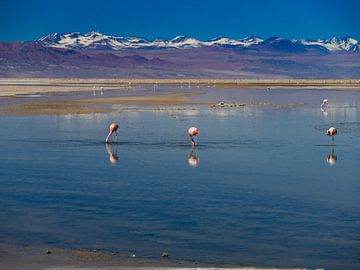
326, 127, 337, 144
188, 127, 199, 147
321, 99, 328, 108
105, 123, 119, 143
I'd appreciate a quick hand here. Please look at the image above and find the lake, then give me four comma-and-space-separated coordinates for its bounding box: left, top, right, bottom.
0, 86, 359, 269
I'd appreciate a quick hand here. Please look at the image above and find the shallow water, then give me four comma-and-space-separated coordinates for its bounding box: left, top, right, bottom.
0, 88, 359, 270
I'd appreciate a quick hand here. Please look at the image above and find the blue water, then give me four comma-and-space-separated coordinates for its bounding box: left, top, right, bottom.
0, 88, 359, 269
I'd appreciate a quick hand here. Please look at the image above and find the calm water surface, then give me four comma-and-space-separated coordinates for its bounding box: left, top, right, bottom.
0, 87, 359, 269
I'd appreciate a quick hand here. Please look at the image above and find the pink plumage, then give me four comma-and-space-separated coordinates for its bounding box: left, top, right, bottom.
188, 127, 199, 146
326, 127, 337, 136
105, 123, 119, 143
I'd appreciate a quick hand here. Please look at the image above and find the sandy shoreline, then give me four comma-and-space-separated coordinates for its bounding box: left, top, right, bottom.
0, 92, 208, 114
0, 78, 358, 115
0, 245, 207, 270
0, 245, 318, 270
0, 78, 360, 97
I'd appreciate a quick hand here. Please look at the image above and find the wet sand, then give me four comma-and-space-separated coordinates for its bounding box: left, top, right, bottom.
0, 245, 314, 270
0, 245, 207, 270
0, 92, 209, 114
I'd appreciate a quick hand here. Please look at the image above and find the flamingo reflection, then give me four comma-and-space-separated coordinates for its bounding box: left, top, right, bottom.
106, 143, 119, 164
326, 147, 337, 166
321, 107, 328, 116
188, 148, 200, 167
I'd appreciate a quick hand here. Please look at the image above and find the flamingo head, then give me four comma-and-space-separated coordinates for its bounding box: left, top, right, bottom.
109, 123, 119, 132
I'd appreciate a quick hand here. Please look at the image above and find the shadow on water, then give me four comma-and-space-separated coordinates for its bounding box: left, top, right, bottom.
315, 144, 339, 147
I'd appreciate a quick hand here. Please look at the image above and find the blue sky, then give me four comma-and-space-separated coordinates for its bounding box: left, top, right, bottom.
1, 0, 359, 41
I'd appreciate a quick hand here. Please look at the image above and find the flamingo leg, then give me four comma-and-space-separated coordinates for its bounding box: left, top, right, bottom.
189, 135, 195, 147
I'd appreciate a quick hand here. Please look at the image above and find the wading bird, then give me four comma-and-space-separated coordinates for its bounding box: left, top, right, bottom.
188, 127, 199, 147
105, 123, 119, 143
321, 99, 329, 108
326, 127, 337, 144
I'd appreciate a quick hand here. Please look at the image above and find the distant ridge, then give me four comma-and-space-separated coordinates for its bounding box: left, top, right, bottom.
1, 31, 360, 79
37, 31, 360, 52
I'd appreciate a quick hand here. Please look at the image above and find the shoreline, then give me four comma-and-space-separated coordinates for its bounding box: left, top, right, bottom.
0, 92, 207, 115
0, 78, 360, 98
0, 78, 359, 115
0, 244, 318, 270
0, 245, 207, 270
1, 78, 360, 85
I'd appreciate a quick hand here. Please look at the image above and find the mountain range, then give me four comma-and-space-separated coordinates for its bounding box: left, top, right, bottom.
1, 31, 360, 79
38, 31, 360, 52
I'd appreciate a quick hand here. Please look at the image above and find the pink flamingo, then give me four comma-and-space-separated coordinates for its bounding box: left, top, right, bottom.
105, 123, 119, 143
188, 127, 199, 147
321, 99, 328, 108
326, 127, 337, 144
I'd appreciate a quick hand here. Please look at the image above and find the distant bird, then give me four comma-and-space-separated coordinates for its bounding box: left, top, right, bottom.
326, 127, 337, 144
105, 123, 119, 143
321, 99, 329, 108
188, 127, 199, 147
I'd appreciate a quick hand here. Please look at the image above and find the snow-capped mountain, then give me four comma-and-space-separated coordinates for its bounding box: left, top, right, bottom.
294, 37, 359, 52
37, 31, 359, 52
38, 32, 204, 50
203, 36, 264, 47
